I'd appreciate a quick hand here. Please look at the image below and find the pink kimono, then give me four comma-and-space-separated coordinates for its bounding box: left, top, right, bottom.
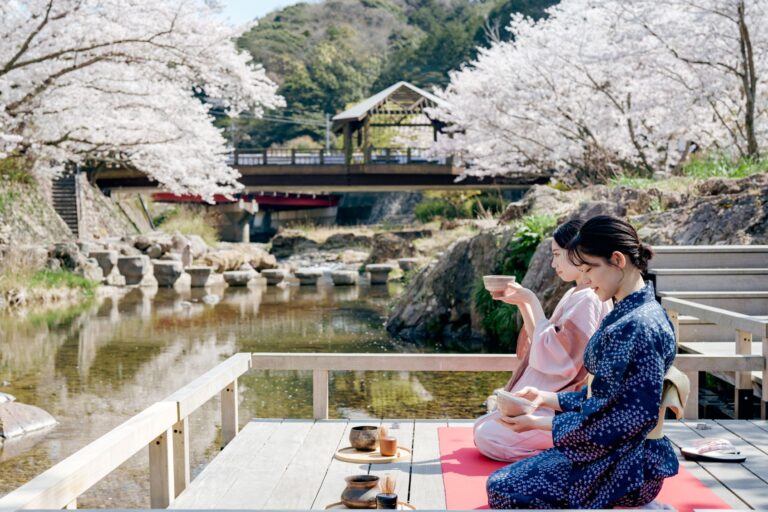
473, 284, 612, 462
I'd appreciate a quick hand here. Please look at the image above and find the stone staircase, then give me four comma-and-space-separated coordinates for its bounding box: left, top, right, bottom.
52, 172, 79, 237
650, 245, 768, 418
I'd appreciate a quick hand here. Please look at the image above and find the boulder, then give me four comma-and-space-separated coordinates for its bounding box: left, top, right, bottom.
339, 250, 369, 264
270, 234, 319, 258
51, 242, 81, 270
0, 392, 15, 403
133, 235, 151, 251
366, 233, 415, 264
75, 257, 104, 282
146, 244, 163, 259
261, 268, 287, 285
398, 258, 419, 271
223, 270, 255, 287
331, 270, 358, 286
186, 234, 209, 258
366, 263, 396, 285
322, 233, 372, 250
116, 255, 150, 285
152, 260, 184, 287
386, 229, 511, 348
186, 266, 213, 287
0, 401, 57, 439
89, 250, 118, 277
294, 268, 323, 286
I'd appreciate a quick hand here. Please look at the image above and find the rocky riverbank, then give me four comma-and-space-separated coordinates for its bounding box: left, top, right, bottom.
386, 173, 768, 350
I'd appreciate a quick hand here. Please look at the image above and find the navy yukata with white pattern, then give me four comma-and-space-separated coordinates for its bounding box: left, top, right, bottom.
487, 282, 679, 509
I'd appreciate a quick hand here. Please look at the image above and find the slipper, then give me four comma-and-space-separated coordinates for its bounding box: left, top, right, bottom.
680, 437, 746, 463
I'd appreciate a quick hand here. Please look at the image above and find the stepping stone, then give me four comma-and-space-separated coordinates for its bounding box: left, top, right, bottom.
186, 266, 213, 288
366, 263, 396, 285
294, 268, 323, 286
397, 258, 418, 271
152, 260, 184, 287
116, 255, 150, 286
88, 250, 118, 277
261, 269, 287, 285
331, 270, 358, 286
223, 270, 255, 287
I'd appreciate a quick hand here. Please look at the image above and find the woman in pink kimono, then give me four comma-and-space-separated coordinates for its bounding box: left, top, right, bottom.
474, 219, 611, 462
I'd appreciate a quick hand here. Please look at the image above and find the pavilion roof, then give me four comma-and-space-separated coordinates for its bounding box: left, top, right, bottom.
331, 81, 448, 132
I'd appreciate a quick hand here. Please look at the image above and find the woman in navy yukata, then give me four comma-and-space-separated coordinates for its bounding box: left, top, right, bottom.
486, 215, 679, 509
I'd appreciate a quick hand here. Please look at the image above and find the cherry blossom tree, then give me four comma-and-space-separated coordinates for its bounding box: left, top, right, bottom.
432, 0, 767, 180
0, 0, 283, 198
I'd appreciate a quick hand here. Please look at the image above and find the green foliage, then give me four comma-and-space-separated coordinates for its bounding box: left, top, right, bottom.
475, 213, 557, 349
28, 269, 99, 296
682, 153, 768, 180
0, 155, 34, 185
413, 190, 505, 222
234, 0, 557, 148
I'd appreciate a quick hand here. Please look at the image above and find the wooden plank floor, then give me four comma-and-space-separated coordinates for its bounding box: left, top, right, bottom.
170, 419, 768, 510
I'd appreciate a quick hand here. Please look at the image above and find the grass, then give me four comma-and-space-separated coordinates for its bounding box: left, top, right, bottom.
28, 269, 98, 296
609, 153, 767, 193
0, 155, 34, 185
682, 153, 767, 180
155, 206, 219, 246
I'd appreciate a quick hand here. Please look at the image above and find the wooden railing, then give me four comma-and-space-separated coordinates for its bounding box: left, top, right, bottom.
663, 297, 768, 419
1, 350, 764, 511
0, 353, 252, 512
228, 147, 451, 166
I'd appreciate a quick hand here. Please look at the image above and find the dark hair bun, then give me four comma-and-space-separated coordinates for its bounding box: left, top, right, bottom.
636, 243, 654, 272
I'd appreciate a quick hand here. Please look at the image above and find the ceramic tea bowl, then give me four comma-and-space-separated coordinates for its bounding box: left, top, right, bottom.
341, 474, 380, 508
349, 425, 379, 451
497, 390, 536, 417
482, 275, 516, 293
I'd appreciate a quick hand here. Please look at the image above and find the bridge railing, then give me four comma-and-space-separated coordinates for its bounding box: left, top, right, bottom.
228, 147, 451, 166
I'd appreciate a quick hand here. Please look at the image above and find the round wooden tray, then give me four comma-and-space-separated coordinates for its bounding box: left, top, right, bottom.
334, 446, 411, 464
325, 501, 415, 510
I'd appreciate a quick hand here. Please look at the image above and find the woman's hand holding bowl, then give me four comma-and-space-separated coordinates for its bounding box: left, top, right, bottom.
491, 281, 535, 305
513, 386, 560, 411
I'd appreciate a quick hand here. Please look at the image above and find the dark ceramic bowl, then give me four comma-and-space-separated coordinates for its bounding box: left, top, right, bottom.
349, 425, 379, 451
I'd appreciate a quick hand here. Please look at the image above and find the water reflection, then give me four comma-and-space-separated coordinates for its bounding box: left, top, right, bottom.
0, 281, 507, 506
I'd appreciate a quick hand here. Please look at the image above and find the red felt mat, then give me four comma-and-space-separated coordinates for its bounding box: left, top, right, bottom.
438, 427, 732, 511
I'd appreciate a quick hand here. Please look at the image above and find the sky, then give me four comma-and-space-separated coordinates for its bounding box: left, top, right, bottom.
216, 0, 317, 24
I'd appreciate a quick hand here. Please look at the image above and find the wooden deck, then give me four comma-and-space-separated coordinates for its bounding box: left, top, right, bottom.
170, 419, 768, 510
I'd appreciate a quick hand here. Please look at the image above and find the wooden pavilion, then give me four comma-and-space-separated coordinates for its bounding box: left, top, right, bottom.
332, 81, 449, 166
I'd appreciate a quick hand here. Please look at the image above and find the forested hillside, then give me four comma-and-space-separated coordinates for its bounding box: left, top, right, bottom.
231, 0, 557, 147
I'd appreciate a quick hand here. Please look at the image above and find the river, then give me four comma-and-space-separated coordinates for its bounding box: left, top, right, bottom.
0, 282, 508, 507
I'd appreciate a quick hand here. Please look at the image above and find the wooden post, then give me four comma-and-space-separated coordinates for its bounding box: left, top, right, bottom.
319, 149, 325, 165
763, 334, 768, 419
683, 371, 699, 419
313, 369, 329, 420
363, 117, 370, 164
343, 124, 352, 169
221, 379, 239, 447
262, 149, 268, 165
233, 148, 239, 166
290, 148, 296, 165
149, 429, 175, 508
735, 329, 754, 419
406, 148, 412, 164
172, 418, 190, 498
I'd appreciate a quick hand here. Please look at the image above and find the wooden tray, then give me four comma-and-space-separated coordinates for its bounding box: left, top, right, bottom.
334, 446, 411, 464
325, 501, 415, 509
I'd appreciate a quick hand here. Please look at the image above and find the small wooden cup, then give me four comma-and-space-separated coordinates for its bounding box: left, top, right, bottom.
379, 436, 398, 457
